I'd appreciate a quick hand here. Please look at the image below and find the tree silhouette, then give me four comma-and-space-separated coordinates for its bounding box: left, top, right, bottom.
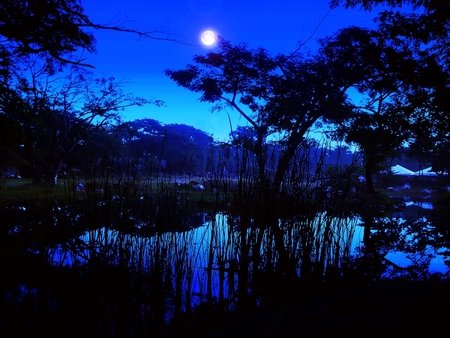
1, 0, 191, 67
1, 0, 94, 65
331, 0, 450, 175
3, 61, 154, 183
165, 39, 352, 190
320, 26, 432, 193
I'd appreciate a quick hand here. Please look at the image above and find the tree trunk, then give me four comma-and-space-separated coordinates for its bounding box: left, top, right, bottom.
365, 162, 376, 194
254, 129, 267, 184
24, 124, 41, 183
273, 133, 305, 191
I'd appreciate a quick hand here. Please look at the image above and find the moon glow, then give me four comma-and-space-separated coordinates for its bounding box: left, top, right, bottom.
201, 30, 216, 46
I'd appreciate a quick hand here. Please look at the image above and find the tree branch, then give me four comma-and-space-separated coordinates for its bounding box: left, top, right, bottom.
220, 95, 259, 130
282, 8, 332, 63
80, 23, 197, 46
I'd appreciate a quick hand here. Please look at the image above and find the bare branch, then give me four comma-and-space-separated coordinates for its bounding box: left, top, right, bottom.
80, 22, 197, 46
283, 8, 332, 62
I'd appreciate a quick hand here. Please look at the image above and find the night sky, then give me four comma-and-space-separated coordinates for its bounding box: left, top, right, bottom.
81, 0, 383, 141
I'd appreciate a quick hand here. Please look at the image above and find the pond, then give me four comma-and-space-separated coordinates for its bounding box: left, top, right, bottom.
3, 185, 450, 335
383, 200, 450, 276
45, 197, 450, 319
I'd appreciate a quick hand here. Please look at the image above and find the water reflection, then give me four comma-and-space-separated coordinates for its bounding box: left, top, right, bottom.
370, 199, 450, 277
404, 201, 434, 209
50, 213, 237, 308
50, 212, 364, 308
47, 202, 450, 318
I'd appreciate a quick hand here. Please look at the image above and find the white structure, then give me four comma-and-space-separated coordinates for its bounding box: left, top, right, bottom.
390, 164, 415, 176
390, 164, 440, 177
413, 167, 438, 177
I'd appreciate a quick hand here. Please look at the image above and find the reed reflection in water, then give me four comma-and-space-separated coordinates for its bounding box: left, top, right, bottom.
12, 197, 450, 333
49, 212, 365, 314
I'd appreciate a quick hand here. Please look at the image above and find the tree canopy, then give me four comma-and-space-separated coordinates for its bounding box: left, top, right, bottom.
0, 1, 173, 182
0, 57, 156, 183
331, 0, 450, 175
166, 27, 442, 191
165, 39, 353, 189
0, 0, 188, 68
112, 119, 214, 176
0, 0, 95, 65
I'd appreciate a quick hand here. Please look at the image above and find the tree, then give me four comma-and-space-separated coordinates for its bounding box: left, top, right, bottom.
163, 124, 213, 174
340, 111, 410, 193
3, 59, 156, 183
0, 0, 95, 66
330, 0, 450, 175
117, 119, 214, 176
0, 0, 188, 67
165, 39, 352, 190
330, 0, 450, 52
319, 26, 432, 193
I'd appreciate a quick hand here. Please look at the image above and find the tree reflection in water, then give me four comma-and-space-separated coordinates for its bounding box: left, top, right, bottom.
350, 201, 450, 283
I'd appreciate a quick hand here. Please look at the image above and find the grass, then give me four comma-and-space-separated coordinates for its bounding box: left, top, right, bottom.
0, 178, 64, 201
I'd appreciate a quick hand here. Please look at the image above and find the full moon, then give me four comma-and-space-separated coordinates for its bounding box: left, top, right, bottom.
201, 30, 216, 46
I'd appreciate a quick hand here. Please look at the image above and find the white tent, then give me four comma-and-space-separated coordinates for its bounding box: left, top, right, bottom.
414, 167, 438, 176
390, 164, 415, 176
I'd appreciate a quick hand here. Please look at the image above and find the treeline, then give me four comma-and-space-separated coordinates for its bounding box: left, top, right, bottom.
1, 115, 212, 182
1, 113, 362, 183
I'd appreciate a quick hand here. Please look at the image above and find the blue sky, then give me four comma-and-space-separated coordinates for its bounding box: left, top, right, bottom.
81, 0, 381, 141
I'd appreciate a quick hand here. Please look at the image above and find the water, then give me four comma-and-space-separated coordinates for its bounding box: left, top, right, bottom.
47, 201, 449, 318
4, 194, 449, 332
